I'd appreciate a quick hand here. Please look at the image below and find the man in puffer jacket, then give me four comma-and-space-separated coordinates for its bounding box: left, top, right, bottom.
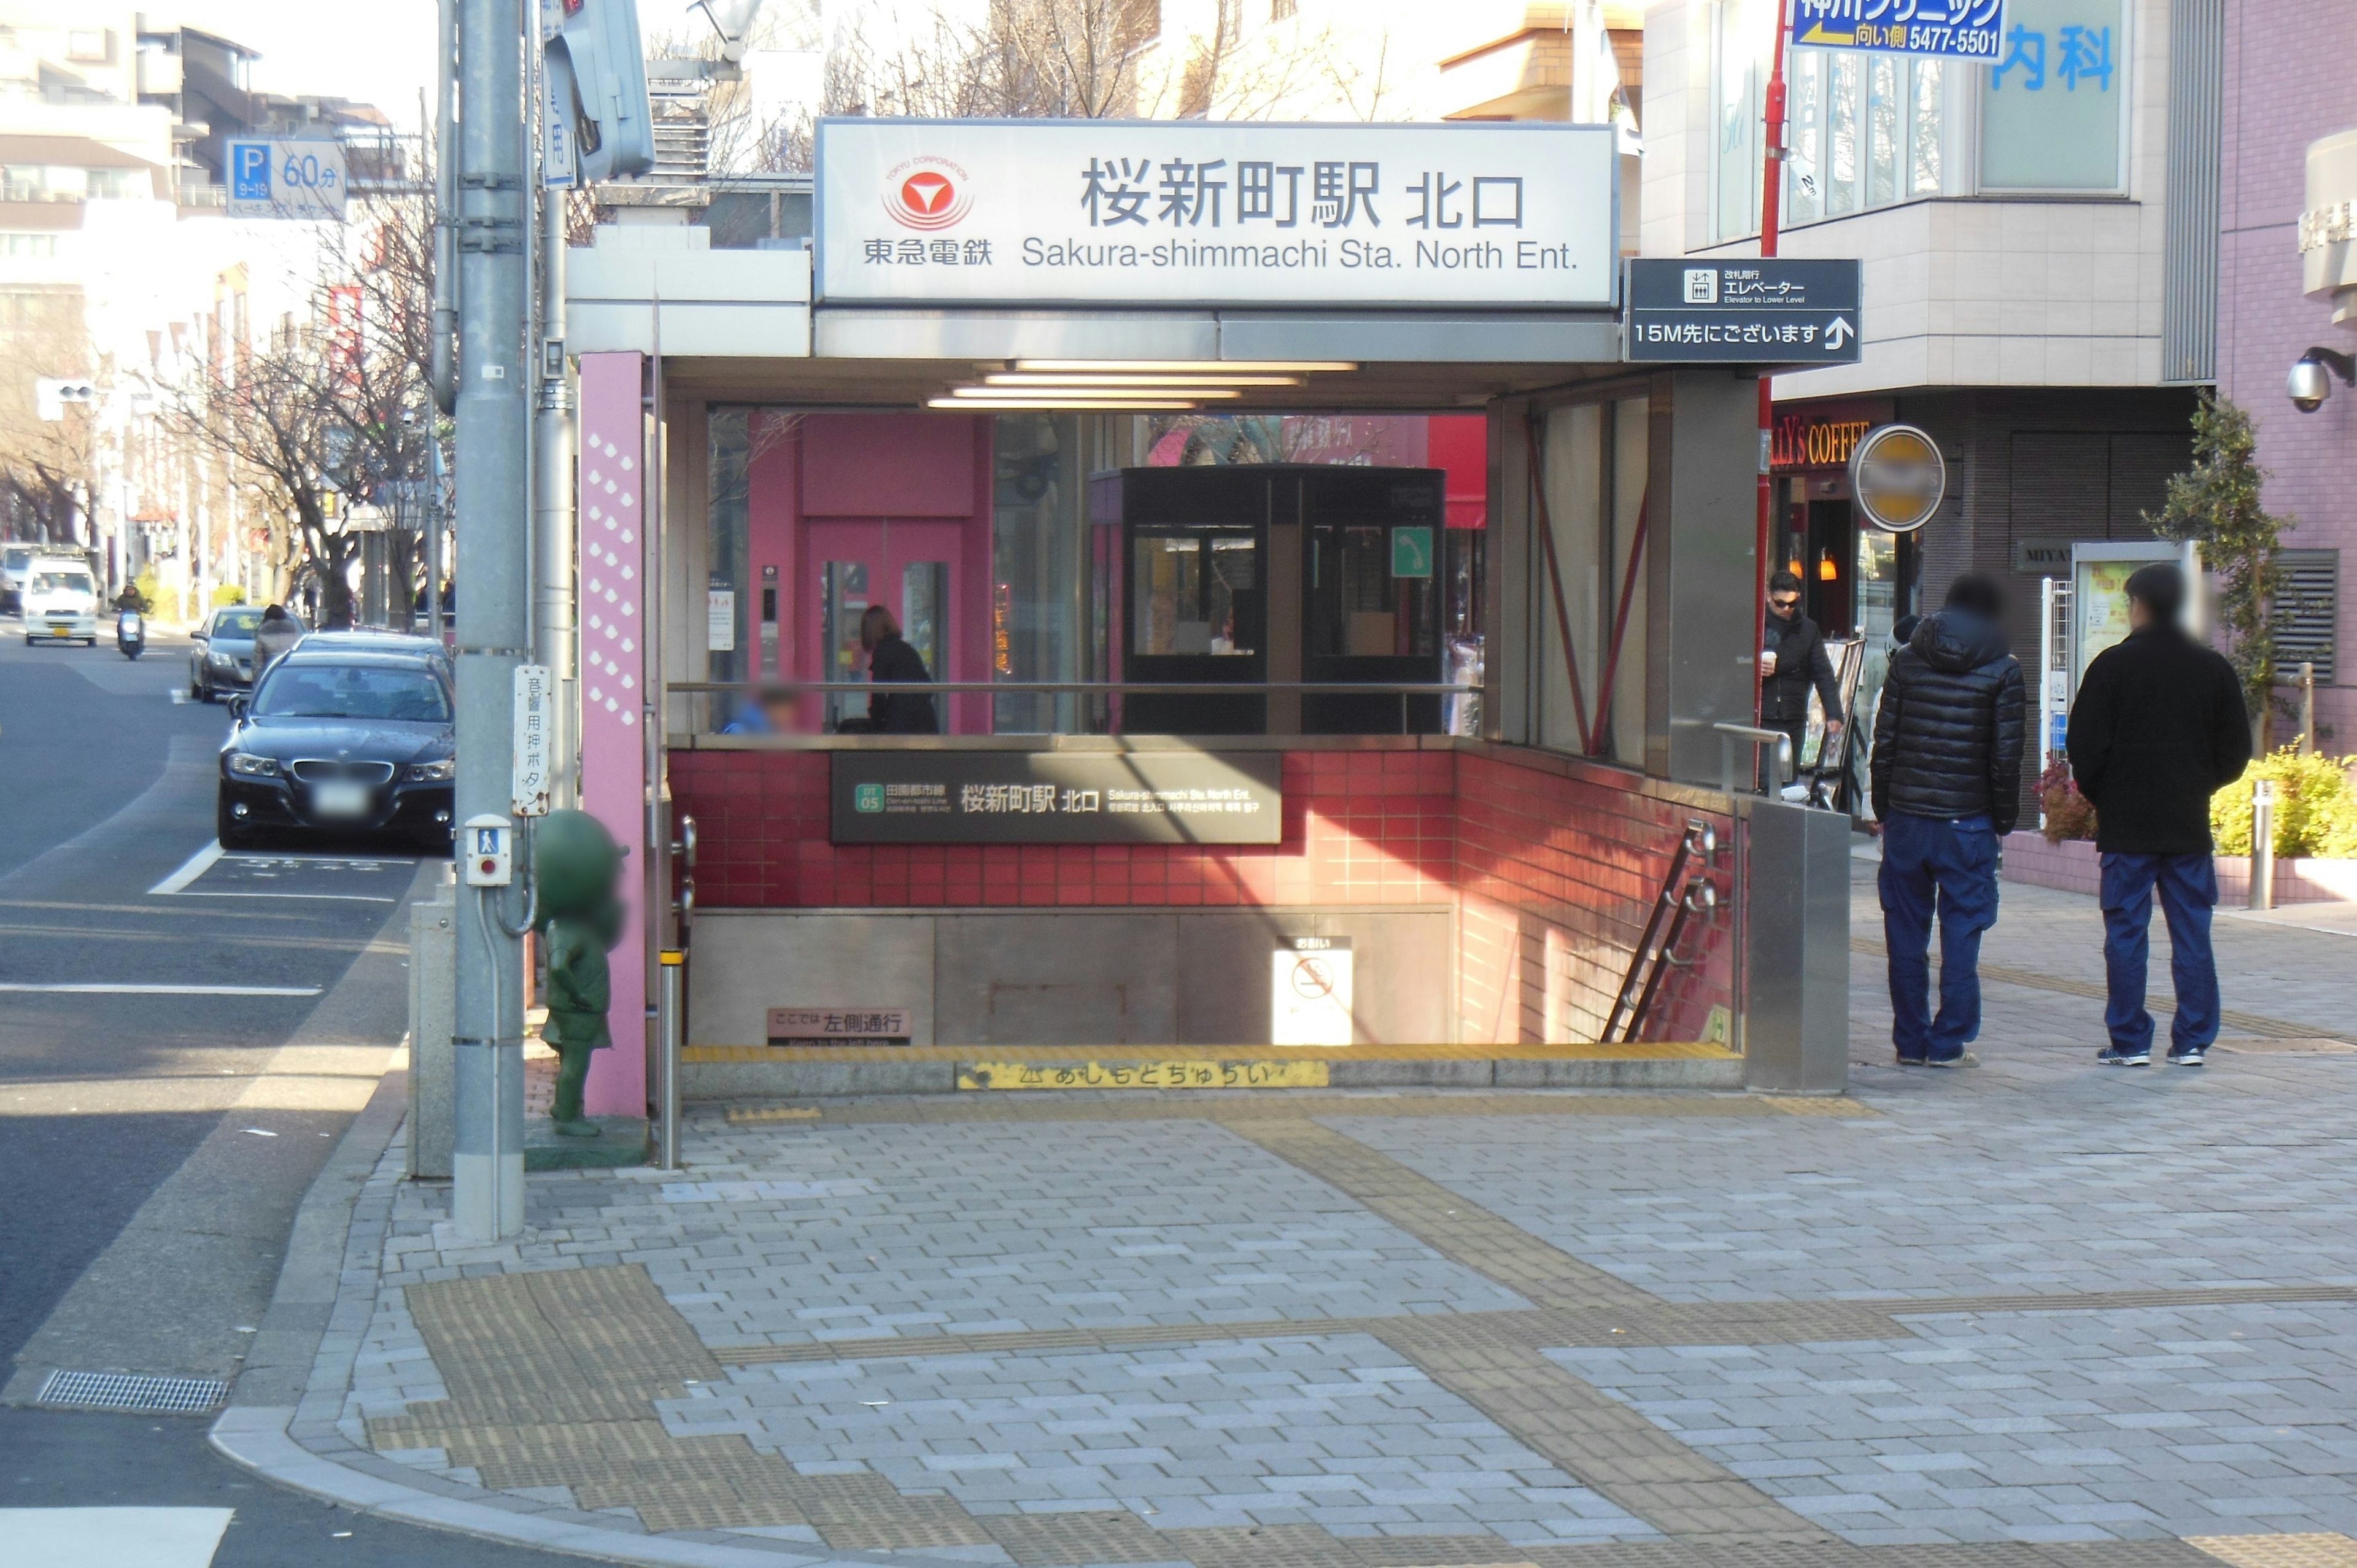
1870, 573, 2026, 1067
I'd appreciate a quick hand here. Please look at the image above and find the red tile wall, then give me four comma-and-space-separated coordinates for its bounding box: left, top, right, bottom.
668, 744, 1730, 1043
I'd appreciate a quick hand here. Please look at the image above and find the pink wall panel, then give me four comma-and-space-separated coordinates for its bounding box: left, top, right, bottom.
576, 353, 649, 1118
800, 412, 981, 517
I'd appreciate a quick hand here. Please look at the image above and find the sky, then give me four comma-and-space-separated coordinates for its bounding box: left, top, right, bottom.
163, 0, 440, 129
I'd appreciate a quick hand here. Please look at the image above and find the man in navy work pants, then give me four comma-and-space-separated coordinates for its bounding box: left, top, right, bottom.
1870, 573, 2026, 1067
2066, 563, 2251, 1066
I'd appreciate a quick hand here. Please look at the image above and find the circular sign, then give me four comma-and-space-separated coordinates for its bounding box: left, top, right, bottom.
1848, 423, 1946, 533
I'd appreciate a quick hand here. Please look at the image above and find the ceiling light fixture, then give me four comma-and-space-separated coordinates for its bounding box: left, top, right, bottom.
983, 373, 1306, 388
1010, 359, 1358, 375
946, 385, 1244, 401
926, 398, 1199, 411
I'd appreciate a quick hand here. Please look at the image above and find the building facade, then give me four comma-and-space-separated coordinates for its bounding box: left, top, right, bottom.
2220, 0, 2357, 747
1644, 0, 2210, 789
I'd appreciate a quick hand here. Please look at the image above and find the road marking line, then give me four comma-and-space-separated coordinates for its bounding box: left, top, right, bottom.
0, 1506, 234, 1567
222, 851, 420, 866
147, 840, 223, 895
0, 982, 324, 997
164, 891, 400, 903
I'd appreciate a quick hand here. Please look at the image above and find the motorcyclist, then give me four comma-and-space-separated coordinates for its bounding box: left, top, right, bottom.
114, 584, 147, 614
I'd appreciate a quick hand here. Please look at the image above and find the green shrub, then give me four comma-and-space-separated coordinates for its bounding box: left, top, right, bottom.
2211, 747, 2357, 857
210, 583, 247, 608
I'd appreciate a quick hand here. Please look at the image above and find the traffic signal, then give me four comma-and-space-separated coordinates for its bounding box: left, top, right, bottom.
548, 0, 654, 183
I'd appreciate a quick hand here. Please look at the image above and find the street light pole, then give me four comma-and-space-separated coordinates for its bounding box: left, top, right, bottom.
451, 0, 531, 1242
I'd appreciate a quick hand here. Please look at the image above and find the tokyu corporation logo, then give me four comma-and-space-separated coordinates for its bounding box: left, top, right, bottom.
885, 156, 972, 230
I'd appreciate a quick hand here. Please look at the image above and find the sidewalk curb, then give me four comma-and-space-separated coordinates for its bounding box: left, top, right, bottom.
203, 1043, 905, 1568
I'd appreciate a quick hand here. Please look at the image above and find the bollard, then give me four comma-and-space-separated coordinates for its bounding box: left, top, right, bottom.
2250, 779, 2277, 912
657, 950, 684, 1170
2301, 662, 2316, 757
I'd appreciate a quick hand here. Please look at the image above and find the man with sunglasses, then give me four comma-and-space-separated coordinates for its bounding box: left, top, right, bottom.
1759, 570, 1844, 793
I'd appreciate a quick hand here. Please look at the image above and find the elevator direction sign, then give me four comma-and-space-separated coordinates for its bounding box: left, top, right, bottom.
1624, 259, 1864, 365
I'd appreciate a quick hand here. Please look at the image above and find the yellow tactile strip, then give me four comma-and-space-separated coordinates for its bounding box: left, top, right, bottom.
2190, 1535, 2357, 1568
687, 1040, 1740, 1064
722, 1090, 1862, 1128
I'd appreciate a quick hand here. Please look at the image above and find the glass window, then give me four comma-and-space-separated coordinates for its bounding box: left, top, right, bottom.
31, 570, 91, 595
257, 665, 451, 722
1132, 533, 1256, 657
989, 413, 1091, 733
1712, 4, 1962, 241
1981, 0, 2125, 190
820, 560, 871, 730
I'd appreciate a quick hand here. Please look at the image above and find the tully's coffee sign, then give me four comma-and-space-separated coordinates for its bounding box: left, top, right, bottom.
832, 751, 1283, 844
1771, 412, 1873, 471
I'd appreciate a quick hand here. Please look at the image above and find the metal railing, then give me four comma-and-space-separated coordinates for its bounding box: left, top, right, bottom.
1713, 722, 1794, 797
667, 678, 1483, 738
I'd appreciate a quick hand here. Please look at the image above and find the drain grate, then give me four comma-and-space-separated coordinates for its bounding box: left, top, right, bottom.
37, 1369, 228, 1414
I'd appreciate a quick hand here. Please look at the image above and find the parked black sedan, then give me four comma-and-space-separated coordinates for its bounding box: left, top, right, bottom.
217, 646, 455, 851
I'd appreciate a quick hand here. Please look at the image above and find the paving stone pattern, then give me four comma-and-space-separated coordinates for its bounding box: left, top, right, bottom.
308, 873, 2357, 1564
1551, 1302, 2357, 1547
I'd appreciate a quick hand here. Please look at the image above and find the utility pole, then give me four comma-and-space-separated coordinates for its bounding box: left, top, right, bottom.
451, 0, 531, 1242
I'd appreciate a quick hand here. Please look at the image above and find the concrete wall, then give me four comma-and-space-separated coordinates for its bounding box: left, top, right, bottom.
2219, 0, 2357, 747
687, 906, 1452, 1048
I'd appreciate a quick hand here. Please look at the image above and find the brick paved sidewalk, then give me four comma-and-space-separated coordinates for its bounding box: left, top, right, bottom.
230, 869, 2357, 1568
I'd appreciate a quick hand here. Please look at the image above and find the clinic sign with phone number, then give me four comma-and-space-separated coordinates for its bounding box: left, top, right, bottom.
1792, 0, 2009, 59
225, 138, 349, 222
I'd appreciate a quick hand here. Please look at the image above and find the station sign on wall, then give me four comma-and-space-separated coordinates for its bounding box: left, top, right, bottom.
814, 118, 1619, 309
832, 751, 1283, 844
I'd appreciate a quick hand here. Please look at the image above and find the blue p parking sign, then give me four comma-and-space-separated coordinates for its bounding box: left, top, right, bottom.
231, 142, 271, 202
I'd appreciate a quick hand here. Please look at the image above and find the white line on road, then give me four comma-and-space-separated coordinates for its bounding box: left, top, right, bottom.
163, 891, 400, 903
147, 840, 222, 895
0, 982, 323, 997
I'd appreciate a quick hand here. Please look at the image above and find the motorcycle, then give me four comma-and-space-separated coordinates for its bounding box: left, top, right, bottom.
116, 608, 145, 660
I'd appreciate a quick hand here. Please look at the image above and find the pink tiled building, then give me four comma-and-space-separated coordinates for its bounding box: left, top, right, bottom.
2220, 1, 2357, 744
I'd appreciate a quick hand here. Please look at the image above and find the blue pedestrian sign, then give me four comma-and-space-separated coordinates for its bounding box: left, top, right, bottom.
1791, 0, 2009, 60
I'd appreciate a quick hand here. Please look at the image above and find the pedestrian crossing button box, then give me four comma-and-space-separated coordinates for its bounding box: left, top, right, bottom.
464, 814, 514, 887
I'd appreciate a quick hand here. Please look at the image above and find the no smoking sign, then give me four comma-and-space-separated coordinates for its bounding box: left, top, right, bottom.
1272, 937, 1353, 1046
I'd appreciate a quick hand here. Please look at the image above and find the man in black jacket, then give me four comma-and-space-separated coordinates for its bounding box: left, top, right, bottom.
1870, 573, 2026, 1067
1760, 570, 1844, 790
2066, 563, 2251, 1067
837, 604, 939, 735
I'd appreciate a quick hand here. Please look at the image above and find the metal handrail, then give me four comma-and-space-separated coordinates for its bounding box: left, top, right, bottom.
1714, 722, 1794, 797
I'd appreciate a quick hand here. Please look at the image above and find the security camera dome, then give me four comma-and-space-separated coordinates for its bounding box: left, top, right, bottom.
2290, 357, 2334, 412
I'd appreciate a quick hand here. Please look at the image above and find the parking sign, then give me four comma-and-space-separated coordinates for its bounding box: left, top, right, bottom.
223, 138, 348, 221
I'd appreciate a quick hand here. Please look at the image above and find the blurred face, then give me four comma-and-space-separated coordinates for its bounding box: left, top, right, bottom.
760, 690, 802, 728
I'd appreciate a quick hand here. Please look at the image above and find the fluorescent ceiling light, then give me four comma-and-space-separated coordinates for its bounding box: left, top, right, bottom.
927, 398, 1196, 411
946, 385, 1243, 401
984, 373, 1305, 388
1010, 359, 1358, 374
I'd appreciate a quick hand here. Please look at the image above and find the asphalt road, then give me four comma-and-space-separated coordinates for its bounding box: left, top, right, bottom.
0, 619, 555, 1565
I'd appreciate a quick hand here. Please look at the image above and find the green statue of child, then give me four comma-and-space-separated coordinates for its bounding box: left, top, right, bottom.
532, 809, 627, 1137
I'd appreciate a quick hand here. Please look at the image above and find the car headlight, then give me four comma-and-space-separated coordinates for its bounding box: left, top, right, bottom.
406, 760, 457, 782
209, 650, 237, 666
227, 752, 281, 778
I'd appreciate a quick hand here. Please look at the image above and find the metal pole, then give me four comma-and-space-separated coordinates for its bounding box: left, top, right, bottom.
536, 167, 576, 805
451, 0, 530, 1244
657, 950, 684, 1170
2301, 661, 2316, 757
1753, 0, 1792, 723
2250, 778, 2277, 912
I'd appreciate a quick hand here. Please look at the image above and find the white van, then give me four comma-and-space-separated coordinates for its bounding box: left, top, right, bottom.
0, 544, 31, 614
22, 555, 98, 646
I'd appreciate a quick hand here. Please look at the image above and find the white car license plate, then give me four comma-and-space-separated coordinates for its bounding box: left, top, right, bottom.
311, 781, 373, 819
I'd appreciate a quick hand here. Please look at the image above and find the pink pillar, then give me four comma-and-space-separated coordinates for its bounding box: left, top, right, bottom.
576, 353, 649, 1118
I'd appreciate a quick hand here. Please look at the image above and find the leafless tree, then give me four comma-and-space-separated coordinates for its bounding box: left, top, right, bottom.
0, 292, 99, 545
166, 150, 438, 628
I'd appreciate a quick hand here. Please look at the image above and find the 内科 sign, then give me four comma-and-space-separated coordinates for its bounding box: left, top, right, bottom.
1849, 424, 1947, 533
1272, 937, 1353, 1048
225, 138, 348, 220
1791, 0, 2009, 60
1624, 259, 1863, 364
831, 751, 1282, 844
814, 119, 1619, 309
